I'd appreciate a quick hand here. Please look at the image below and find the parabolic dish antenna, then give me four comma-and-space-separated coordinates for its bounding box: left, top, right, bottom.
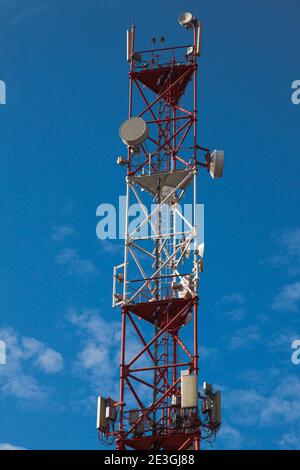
210, 150, 224, 179
178, 12, 194, 29
197, 242, 205, 258
119, 117, 148, 147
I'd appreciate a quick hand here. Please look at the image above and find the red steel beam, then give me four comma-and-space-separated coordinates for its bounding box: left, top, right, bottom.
127, 301, 193, 368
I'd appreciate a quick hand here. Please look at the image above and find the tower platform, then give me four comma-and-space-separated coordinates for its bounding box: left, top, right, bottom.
133, 63, 194, 105
125, 297, 195, 330
124, 431, 200, 450
132, 169, 193, 199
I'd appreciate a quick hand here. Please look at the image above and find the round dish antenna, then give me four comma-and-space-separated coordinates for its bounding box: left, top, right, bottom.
209, 150, 224, 179
197, 242, 205, 258
119, 117, 148, 147
178, 12, 194, 29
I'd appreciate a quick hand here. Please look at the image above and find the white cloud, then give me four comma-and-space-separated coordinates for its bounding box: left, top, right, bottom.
56, 249, 96, 277
223, 371, 300, 449
222, 307, 246, 321
0, 327, 63, 402
263, 227, 300, 275
67, 308, 120, 346
199, 345, 219, 363
217, 424, 243, 450
21, 337, 43, 358
2, 373, 45, 401
51, 225, 75, 243
224, 325, 261, 350
37, 349, 63, 373
272, 281, 300, 312
0, 0, 49, 25
280, 228, 300, 257
225, 387, 265, 426
217, 292, 246, 306
99, 240, 123, 255
216, 292, 246, 321
0, 442, 26, 450
67, 308, 153, 408
259, 375, 300, 426
278, 432, 300, 450
268, 330, 299, 352
21, 337, 63, 373
66, 308, 121, 396
78, 343, 110, 370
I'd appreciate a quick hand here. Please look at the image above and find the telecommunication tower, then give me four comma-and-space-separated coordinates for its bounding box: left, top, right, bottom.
97, 12, 224, 450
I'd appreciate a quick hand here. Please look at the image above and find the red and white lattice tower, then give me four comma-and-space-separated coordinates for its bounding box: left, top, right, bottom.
97, 12, 223, 451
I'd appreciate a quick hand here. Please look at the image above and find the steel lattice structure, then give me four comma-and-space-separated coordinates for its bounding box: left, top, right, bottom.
98, 13, 222, 451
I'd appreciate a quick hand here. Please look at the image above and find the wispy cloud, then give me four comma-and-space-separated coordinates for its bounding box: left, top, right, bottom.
0, 0, 49, 25
278, 432, 300, 450
272, 281, 300, 312
262, 227, 300, 276
0, 442, 26, 450
37, 348, 63, 373
222, 307, 246, 322
0, 327, 63, 402
217, 292, 246, 306
260, 375, 300, 426
98, 239, 123, 255
56, 248, 96, 277
66, 308, 121, 397
268, 330, 299, 352
216, 292, 247, 321
66, 308, 152, 408
21, 337, 63, 373
224, 325, 261, 350
223, 370, 300, 449
51, 225, 75, 243
0, 0, 18, 9
199, 345, 219, 363
217, 424, 243, 450
225, 387, 265, 427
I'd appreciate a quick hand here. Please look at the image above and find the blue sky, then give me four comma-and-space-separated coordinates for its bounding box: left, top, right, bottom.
0, 0, 300, 450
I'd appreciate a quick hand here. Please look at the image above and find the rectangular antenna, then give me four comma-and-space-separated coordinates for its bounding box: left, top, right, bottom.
127, 29, 132, 62
212, 391, 221, 427
181, 374, 198, 408
96, 396, 106, 431
196, 21, 203, 56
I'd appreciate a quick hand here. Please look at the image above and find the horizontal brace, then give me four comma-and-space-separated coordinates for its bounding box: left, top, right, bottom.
128, 272, 193, 283
130, 230, 194, 242
134, 44, 192, 54
146, 116, 191, 124
129, 362, 191, 373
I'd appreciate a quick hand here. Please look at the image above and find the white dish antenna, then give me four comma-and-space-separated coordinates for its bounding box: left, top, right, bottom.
210, 150, 224, 179
119, 117, 148, 147
178, 12, 194, 29
197, 242, 205, 258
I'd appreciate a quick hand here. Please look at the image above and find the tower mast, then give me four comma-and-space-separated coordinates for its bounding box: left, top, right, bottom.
97, 12, 224, 451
